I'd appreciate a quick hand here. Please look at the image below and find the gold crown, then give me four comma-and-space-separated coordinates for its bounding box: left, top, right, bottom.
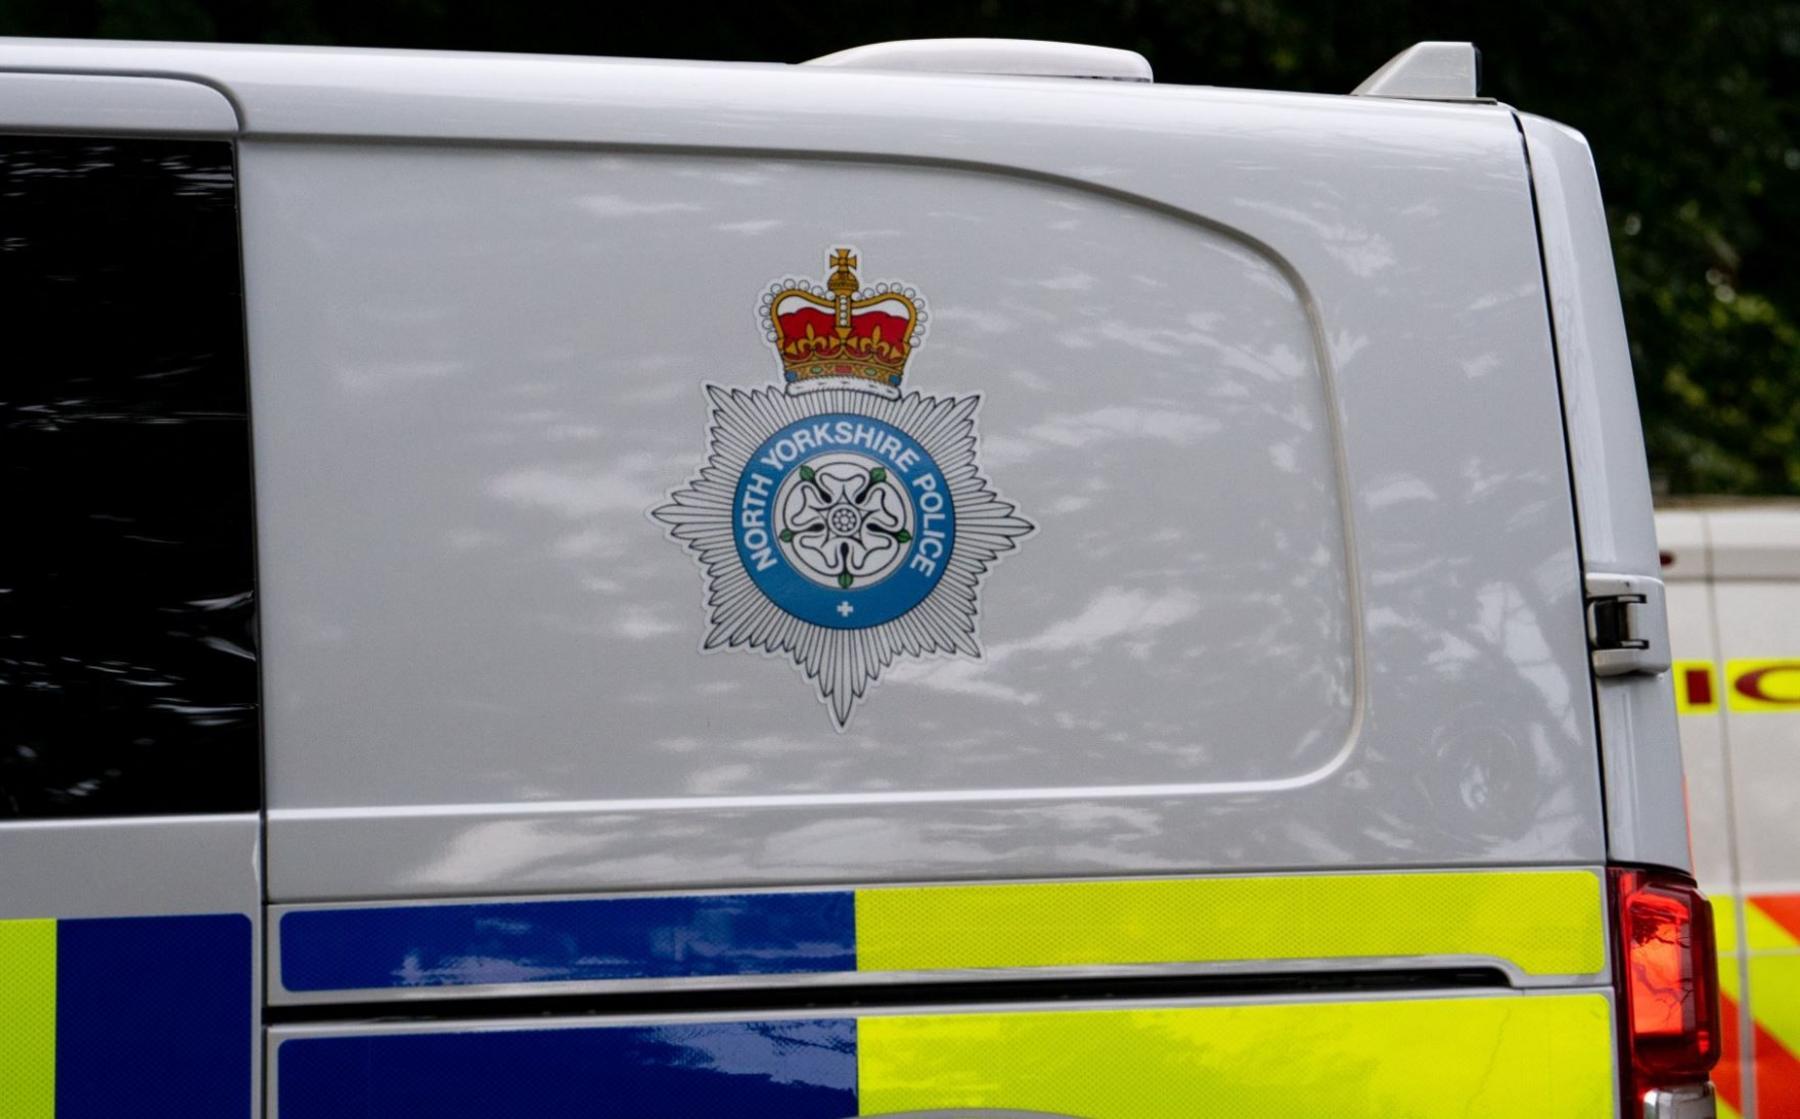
760, 249, 925, 395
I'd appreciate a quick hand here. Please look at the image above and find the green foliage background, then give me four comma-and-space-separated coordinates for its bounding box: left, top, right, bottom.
4, 0, 1795, 494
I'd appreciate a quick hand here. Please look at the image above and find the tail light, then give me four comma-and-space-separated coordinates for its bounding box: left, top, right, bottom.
1611, 868, 1721, 1113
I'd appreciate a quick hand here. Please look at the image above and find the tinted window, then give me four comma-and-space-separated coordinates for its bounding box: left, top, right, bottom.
0, 136, 257, 817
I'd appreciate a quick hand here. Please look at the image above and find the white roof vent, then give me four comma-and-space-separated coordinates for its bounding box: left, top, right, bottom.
804, 38, 1153, 83
1352, 42, 1482, 101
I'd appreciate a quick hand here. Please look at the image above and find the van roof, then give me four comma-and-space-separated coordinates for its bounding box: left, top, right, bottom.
0, 36, 1509, 145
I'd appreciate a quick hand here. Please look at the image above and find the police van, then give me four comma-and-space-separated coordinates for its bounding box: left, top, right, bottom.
0, 35, 1715, 1118
1660, 503, 1800, 1118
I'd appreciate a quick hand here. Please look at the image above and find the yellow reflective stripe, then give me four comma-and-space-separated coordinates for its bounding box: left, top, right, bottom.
1744, 900, 1800, 955
0, 918, 56, 1119
1748, 955, 1800, 1067
1713, 894, 1743, 1007
858, 993, 1613, 1118
1720, 952, 1744, 1003
1713, 893, 1742, 960
856, 870, 1605, 977
1720, 1100, 1744, 1119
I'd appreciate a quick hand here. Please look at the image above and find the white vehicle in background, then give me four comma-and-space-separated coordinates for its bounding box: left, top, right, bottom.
1661, 503, 1800, 1119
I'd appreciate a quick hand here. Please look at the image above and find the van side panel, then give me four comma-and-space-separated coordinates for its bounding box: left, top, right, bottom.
208, 60, 1605, 900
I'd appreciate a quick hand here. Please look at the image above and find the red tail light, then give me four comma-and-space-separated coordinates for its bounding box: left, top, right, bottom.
1611, 868, 1721, 1111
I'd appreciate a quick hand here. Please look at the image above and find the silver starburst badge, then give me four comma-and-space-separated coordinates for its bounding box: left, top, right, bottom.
651, 250, 1032, 729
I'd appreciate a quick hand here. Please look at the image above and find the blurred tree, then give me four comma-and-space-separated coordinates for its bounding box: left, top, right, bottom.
1, 0, 1794, 493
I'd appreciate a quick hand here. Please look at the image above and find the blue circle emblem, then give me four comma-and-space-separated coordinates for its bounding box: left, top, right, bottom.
733, 413, 955, 630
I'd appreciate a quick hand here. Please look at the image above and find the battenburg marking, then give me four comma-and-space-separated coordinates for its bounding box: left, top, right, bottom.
653, 248, 1033, 729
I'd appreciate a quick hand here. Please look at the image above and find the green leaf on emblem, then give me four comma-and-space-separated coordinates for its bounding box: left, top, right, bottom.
868, 467, 887, 484
838, 572, 854, 589
799, 465, 816, 482
894, 529, 913, 543
779, 529, 793, 542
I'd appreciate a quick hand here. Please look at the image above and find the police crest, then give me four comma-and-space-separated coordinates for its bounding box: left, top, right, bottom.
652, 249, 1033, 729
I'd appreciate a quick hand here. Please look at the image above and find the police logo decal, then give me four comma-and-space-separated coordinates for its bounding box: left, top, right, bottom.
652, 249, 1033, 729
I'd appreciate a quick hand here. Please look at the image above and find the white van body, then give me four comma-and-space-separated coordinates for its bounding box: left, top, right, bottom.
0, 37, 1711, 1119
1660, 503, 1800, 1119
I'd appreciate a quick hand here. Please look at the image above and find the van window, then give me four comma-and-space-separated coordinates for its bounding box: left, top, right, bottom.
0, 136, 257, 818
